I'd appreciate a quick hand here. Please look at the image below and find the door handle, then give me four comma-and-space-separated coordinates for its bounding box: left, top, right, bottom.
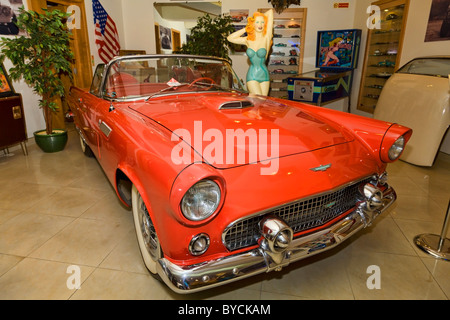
99, 120, 112, 138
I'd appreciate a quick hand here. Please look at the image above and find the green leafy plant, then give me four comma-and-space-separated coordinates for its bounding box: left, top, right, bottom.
175, 14, 235, 60
0, 7, 73, 135
268, 0, 302, 14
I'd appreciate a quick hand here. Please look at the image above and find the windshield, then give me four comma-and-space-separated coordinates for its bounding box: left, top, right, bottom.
102, 55, 246, 100
397, 58, 450, 78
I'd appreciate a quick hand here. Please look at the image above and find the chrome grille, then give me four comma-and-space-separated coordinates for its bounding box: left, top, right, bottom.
223, 178, 370, 251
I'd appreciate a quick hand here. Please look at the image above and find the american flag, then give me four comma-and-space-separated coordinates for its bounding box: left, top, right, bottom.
93, 0, 121, 63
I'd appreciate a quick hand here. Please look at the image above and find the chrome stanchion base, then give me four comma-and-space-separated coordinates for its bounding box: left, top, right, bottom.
414, 234, 450, 261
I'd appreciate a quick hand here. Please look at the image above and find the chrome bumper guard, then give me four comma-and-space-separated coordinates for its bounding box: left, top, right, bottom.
157, 185, 396, 294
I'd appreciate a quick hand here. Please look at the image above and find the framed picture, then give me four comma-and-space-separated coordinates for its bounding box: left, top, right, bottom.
159, 25, 172, 50
0, 0, 24, 36
425, 0, 450, 42
0, 64, 15, 97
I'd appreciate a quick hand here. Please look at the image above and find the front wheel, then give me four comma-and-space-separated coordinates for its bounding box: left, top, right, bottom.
131, 184, 162, 274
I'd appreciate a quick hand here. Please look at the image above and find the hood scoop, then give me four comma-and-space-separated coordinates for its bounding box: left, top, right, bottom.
219, 99, 254, 110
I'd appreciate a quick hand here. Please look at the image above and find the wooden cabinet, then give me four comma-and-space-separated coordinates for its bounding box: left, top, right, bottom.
0, 94, 27, 155
0, 63, 28, 155
260, 8, 307, 99
357, 0, 410, 114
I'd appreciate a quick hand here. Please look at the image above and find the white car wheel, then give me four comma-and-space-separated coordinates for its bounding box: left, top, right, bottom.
132, 184, 161, 274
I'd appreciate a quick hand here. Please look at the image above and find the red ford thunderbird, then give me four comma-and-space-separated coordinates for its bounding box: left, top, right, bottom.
68, 54, 412, 294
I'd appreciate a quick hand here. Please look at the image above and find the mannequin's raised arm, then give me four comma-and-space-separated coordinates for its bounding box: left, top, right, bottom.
265, 9, 274, 37
227, 27, 247, 45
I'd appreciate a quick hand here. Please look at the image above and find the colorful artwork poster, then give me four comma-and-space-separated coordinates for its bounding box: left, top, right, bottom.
317, 30, 357, 68
230, 9, 249, 25
0, 65, 12, 94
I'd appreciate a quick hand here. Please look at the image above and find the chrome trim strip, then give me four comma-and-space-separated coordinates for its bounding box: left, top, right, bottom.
157, 185, 395, 294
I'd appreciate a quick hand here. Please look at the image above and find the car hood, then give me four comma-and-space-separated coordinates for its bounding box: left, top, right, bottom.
129, 93, 354, 168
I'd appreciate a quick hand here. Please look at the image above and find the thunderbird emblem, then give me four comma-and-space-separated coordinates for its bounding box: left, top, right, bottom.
310, 163, 332, 172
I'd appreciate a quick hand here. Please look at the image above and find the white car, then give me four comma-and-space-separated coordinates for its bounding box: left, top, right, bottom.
375, 56, 450, 167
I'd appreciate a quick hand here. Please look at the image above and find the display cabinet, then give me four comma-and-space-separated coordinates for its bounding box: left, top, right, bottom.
260, 8, 307, 99
357, 0, 409, 114
0, 63, 28, 155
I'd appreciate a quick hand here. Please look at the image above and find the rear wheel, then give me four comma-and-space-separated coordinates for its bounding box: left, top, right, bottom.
131, 184, 162, 275
79, 134, 94, 157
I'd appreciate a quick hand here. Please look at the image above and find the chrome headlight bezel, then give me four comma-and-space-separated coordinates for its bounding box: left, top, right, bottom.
388, 135, 406, 161
181, 179, 221, 222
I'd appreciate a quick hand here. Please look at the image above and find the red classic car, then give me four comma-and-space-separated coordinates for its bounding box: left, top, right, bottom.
68, 54, 412, 294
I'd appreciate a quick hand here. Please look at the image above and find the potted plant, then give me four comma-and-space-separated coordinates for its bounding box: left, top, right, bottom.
0, 7, 73, 153
175, 14, 235, 61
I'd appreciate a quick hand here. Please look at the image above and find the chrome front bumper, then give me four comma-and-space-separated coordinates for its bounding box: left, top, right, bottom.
157, 185, 396, 294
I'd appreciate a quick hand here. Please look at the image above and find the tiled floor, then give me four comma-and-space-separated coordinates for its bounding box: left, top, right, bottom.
0, 125, 449, 300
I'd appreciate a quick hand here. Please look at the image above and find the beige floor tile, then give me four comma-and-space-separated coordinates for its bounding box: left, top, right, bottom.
0, 257, 94, 300
69, 268, 170, 300
23, 187, 109, 218
0, 213, 74, 256
390, 194, 448, 223
0, 208, 22, 225
388, 175, 429, 197
68, 167, 115, 193
29, 217, 133, 267
422, 257, 450, 298
346, 251, 447, 300
0, 182, 60, 211
0, 254, 23, 277
80, 192, 132, 224
99, 229, 148, 274
260, 248, 354, 300
347, 214, 416, 256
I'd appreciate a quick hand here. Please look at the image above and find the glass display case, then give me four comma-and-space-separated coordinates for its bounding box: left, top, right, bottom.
357, 0, 409, 114
259, 8, 307, 99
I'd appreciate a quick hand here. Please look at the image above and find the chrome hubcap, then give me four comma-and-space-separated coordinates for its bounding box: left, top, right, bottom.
137, 194, 159, 260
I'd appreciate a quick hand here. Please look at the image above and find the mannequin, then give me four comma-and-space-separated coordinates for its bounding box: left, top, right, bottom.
228, 9, 274, 96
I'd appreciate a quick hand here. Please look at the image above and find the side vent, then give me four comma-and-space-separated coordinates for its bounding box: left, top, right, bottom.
219, 100, 254, 110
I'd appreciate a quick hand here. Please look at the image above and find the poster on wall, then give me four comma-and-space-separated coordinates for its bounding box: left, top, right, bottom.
159, 25, 172, 50
0, 0, 24, 35
425, 0, 450, 42
230, 9, 249, 25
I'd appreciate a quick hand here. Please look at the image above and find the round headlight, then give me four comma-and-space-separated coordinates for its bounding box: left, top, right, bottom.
388, 136, 405, 161
181, 180, 221, 221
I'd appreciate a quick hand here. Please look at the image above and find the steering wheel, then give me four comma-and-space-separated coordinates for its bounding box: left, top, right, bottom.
189, 77, 216, 88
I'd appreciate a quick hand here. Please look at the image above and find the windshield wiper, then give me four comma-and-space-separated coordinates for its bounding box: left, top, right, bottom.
145, 81, 232, 101
145, 83, 189, 101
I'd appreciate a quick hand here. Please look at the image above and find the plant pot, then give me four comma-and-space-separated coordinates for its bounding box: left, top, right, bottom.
33, 129, 68, 153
